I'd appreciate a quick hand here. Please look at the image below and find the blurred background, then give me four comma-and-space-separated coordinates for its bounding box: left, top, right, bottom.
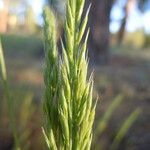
0, 0, 150, 149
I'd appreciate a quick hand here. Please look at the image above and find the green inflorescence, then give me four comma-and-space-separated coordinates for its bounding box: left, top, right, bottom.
42, 0, 97, 149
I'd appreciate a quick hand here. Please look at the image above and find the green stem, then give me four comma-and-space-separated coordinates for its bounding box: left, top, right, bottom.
0, 39, 20, 150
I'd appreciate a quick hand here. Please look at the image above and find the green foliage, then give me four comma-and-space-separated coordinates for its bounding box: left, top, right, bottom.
0, 39, 7, 81
17, 93, 35, 150
0, 40, 35, 149
110, 108, 141, 150
93, 95, 140, 150
1, 34, 43, 57
94, 95, 124, 140
144, 34, 150, 48
43, 0, 96, 149
124, 31, 145, 49
0, 38, 20, 150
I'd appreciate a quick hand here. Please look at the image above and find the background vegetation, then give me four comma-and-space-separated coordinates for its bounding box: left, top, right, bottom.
0, 0, 150, 149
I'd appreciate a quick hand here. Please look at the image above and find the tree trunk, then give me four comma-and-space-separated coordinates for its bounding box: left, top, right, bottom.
117, 0, 135, 44
47, 0, 114, 64
88, 0, 114, 64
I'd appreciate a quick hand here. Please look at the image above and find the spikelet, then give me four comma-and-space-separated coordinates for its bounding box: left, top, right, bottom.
43, 0, 97, 149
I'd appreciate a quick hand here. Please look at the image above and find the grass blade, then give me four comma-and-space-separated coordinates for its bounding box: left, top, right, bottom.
94, 95, 124, 139
110, 108, 141, 150
0, 38, 20, 150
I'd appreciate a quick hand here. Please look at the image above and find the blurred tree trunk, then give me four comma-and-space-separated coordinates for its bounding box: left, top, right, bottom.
0, 0, 9, 33
47, 0, 114, 63
88, 0, 114, 63
117, 0, 135, 44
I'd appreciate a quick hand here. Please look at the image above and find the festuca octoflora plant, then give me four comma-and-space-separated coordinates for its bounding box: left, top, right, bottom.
43, 0, 97, 149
